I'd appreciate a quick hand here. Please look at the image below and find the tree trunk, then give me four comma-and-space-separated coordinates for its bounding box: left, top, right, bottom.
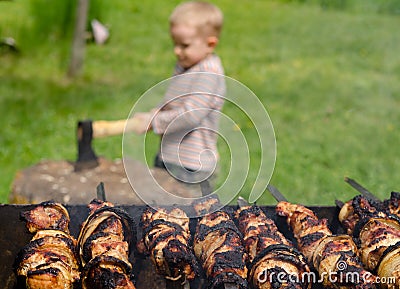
67, 0, 90, 77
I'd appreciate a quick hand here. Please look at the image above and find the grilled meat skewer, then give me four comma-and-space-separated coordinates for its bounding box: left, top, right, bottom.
235, 203, 311, 289
338, 190, 400, 235
341, 178, 400, 234
15, 201, 80, 289
78, 199, 136, 289
78, 201, 135, 266
345, 195, 400, 288
137, 206, 199, 283
193, 196, 248, 289
276, 201, 377, 289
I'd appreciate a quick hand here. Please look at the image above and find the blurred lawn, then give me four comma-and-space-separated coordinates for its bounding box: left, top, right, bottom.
0, 0, 399, 205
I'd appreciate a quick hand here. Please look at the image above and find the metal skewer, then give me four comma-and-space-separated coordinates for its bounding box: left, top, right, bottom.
183, 280, 190, 289
96, 182, 106, 201
237, 196, 249, 208
335, 199, 345, 209
267, 184, 288, 202
344, 177, 381, 202
200, 180, 212, 196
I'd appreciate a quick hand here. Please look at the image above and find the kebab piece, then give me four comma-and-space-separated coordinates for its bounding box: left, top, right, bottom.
78, 199, 136, 289
338, 195, 384, 235
235, 202, 311, 289
339, 195, 400, 235
340, 177, 400, 234
193, 196, 248, 289
137, 206, 199, 285
384, 191, 400, 217
338, 193, 400, 235
344, 195, 400, 288
276, 201, 377, 289
21, 201, 71, 234
15, 201, 80, 289
337, 199, 360, 235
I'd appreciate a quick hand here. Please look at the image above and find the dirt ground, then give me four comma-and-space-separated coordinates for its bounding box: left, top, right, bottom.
9, 157, 197, 205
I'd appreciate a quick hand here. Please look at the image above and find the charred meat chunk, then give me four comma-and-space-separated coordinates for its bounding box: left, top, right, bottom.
193, 196, 248, 289
235, 205, 311, 289
137, 206, 199, 281
78, 199, 136, 289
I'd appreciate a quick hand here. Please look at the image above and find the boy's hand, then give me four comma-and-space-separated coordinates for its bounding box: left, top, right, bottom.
132, 112, 153, 134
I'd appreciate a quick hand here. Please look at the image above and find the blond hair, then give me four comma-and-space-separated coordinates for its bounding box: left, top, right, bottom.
169, 1, 223, 37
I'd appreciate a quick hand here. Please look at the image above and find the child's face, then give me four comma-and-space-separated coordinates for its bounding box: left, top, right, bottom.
170, 23, 216, 69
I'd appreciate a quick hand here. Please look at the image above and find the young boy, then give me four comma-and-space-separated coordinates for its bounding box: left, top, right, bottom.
133, 1, 225, 193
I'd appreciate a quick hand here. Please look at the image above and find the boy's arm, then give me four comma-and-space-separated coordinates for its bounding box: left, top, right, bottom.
130, 111, 155, 134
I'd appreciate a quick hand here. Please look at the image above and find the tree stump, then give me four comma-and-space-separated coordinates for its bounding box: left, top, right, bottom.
9, 157, 196, 205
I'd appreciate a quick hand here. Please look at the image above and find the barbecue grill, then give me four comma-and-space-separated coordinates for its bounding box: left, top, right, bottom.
0, 202, 343, 289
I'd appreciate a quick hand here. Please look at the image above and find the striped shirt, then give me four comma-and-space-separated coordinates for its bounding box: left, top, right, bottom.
151, 54, 225, 172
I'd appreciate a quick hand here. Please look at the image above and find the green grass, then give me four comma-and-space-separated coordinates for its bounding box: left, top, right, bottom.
1, 0, 399, 205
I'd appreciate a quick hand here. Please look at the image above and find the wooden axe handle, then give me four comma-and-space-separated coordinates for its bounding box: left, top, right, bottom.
92, 118, 139, 138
